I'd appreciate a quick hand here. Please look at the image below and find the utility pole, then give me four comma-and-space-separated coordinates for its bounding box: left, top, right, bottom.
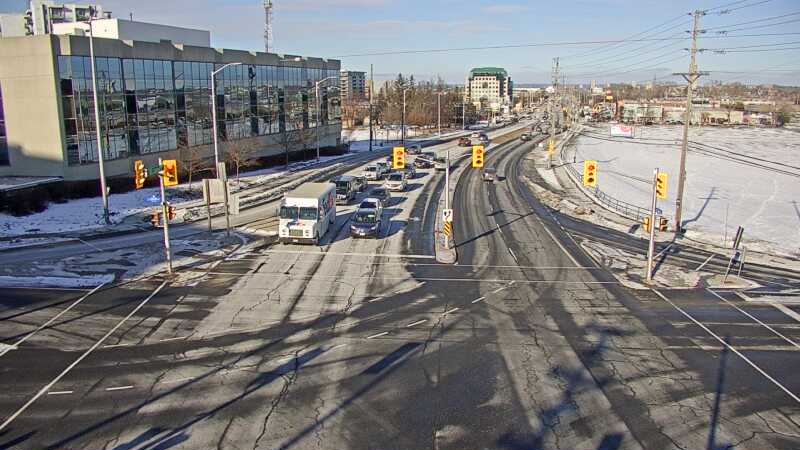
673, 10, 709, 233
549, 57, 559, 169
87, 18, 111, 225
444, 148, 450, 249
158, 158, 173, 274
369, 64, 374, 152
402, 88, 409, 145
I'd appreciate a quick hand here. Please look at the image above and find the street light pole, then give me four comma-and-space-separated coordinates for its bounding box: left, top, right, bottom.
401, 88, 409, 145
315, 76, 339, 162
87, 18, 110, 225
211, 62, 242, 177
437, 92, 444, 136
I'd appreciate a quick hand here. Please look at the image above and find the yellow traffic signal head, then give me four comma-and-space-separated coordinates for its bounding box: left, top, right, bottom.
472, 145, 484, 168
583, 160, 597, 187
392, 146, 405, 169
134, 160, 146, 189
656, 171, 668, 199
162, 159, 179, 186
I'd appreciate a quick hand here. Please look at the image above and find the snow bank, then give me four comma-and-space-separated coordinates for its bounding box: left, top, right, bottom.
0, 274, 113, 288
570, 125, 800, 256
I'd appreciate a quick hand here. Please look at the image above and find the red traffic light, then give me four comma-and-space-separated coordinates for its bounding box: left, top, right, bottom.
587, 164, 595, 171
476, 149, 483, 155
395, 149, 403, 156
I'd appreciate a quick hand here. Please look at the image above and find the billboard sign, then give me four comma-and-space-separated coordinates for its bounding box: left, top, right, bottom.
610, 124, 634, 138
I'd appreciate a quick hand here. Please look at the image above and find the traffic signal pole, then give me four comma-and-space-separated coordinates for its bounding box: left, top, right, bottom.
158, 158, 174, 275
646, 168, 658, 283
444, 148, 450, 249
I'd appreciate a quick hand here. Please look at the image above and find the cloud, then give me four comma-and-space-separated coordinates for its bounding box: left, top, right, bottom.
482, 4, 529, 14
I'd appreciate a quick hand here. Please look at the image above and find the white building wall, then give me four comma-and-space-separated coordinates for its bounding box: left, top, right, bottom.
0, 14, 28, 37
52, 18, 211, 47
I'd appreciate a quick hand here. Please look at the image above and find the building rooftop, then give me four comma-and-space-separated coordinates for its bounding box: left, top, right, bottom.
469, 67, 508, 77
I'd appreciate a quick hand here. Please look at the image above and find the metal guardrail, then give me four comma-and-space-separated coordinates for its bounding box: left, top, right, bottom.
560, 136, 650, 222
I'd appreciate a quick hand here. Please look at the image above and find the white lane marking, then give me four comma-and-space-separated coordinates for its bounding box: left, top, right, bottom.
532, 214, 583, 268
471, 297, 486, 304
508, 248, 518, 263
160, 376, 195, 385
406, 319, 428, 328
218, 259, 599, 270
0, 280, 167, 433
0, 283, 107, 358
652, 288, 800, 404
105, 385, 134, 392
368, 297, 384, 303
442, 307, 460, 316
707, 289, 800, 349
203, 271, 620, 285
328, 343, 347, 351
367, 331, 389, 339
46, 390, 73, 395
263, 249, 434, 259
695, 254, 716, 272
654, 243, 674, 260
101, 343, 133, 349
737, 291, 800, 324
158, 336, 188, 343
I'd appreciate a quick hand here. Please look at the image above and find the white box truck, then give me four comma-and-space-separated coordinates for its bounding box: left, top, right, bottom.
278, 183, 336, 245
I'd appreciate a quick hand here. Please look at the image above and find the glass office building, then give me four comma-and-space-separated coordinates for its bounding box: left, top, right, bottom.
57, 55, 341, 165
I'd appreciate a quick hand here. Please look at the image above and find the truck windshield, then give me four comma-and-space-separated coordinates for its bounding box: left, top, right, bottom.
335, 180, 350, 193
280, 206, 298, 220
365, 167, 376, 172
299, 207, 318, 220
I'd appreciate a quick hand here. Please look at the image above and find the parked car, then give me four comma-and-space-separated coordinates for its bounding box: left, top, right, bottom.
401, 165, 416, 179
407, 144, 422, 154
482, 167, 497, 182
458, 137, 471, 147
353, 175, 368, 192
370, 186, 391, 206
359, 197, 383, 216
350, 208, 382, 239
363, 165, 381, 181
385, 172, 407, 191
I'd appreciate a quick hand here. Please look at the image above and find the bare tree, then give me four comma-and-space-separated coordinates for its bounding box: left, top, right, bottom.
180, 145, 206, 191
277, 113, 315, 169
225, 139, 259, 185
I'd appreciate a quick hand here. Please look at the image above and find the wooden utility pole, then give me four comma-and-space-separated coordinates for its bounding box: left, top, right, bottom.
549, 57, 559, 169
673, 10, 709, 233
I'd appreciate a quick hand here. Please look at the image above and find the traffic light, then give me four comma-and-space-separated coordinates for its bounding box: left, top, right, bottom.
162, 159, 178, 186
583, 160, 597, 187
167, 205, 176, 221
392, 146, 405, 169
548, 139, 555, 155
134, 160, 147, 189
643, 216, 651, 233
655, 171, 668, 199
150, 210, 161, 227
472, 145, 484, 168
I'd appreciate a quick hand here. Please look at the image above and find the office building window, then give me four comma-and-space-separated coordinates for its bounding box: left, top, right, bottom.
0, 82, 7, 165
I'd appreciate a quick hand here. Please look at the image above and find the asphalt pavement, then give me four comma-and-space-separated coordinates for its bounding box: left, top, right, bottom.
0, 130, 798, 450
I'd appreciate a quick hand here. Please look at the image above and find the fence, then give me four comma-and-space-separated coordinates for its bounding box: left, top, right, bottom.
560, 133, 651, 222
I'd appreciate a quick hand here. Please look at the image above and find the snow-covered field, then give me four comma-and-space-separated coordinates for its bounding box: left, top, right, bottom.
569, 124, 800, 256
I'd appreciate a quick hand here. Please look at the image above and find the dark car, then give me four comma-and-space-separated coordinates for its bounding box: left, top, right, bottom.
350, 208, 382, 238
407, 144, 422, 154
402, 165, 416, 179
370, 187, 391, 206
458, 137, 471, 147
353, 175, 368, 192
413, 157, 433, 169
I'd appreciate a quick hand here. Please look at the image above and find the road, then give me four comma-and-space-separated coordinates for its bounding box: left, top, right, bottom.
0, 131, 798, 449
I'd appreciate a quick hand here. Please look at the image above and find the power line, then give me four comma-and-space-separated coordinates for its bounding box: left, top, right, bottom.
712, 46, 800, 53
704, 40, 800, 50
704, 10, 800, 30
562, 28, 688, 71
718, 0, 774, 13
715, 17, 800, 34
571, 49, 686, 78
560, 16, 688, 61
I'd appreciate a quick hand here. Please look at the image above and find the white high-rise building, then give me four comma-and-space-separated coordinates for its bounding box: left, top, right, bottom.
464, 67, 513, 112
0, 1, 110, 37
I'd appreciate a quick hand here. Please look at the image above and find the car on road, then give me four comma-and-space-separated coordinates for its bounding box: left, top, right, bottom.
434, 157, 448, 172
376, 161, 391, 178
458, 137, 471, 147
363, 165, 381, 181
401, 165, 416, 179
520, 132, 532, 141
350, 208, 382, 238
407, 144, 422, 154
482, 167, 497, 182
413, 157, 433, 169
370, 186, 391, 206
385, 172, 407, 191
470, 132, 481, 139
353, 175, 368, 192
359, 197, 383, 216
331, 175, 357, 204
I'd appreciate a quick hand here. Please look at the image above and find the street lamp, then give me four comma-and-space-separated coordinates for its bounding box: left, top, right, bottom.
211, 62, 242, 176
401, 88, 410, 145
436, 92, 446, 136
315, 76, 339, 162
85, 10, 110, 224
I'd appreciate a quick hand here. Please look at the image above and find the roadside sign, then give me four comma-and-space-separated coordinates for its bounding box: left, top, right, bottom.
203, 178, 229, 204
655, 207, 662, 215
442, 208, 453, 223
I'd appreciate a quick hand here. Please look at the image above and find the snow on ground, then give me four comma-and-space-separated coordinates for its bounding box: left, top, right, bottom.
0, 274, 114, 288
569, 124, 800, 256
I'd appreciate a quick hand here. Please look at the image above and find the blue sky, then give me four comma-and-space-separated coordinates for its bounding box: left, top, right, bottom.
2, 0, 799, 85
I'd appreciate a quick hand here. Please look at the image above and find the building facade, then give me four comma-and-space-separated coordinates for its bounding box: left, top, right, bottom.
0, 1, 110, 38
52, 18, 211, 47
0, 34, 341, 181
465, 67, 513, 112
340, 71, 366, 101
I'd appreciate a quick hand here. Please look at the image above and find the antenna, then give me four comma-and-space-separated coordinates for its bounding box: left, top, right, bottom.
264, 0, 273, 53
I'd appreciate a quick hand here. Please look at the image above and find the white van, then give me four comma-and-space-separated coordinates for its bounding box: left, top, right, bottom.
278, 183, 336, 245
